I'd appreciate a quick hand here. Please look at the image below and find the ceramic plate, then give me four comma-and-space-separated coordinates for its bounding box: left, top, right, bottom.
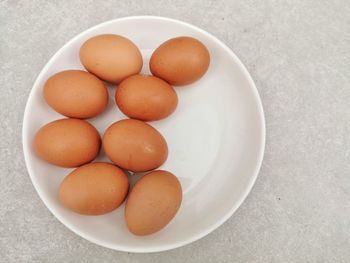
22, 16, 265, 252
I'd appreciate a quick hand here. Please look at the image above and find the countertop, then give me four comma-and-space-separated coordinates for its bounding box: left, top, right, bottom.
1, 0, 349, 262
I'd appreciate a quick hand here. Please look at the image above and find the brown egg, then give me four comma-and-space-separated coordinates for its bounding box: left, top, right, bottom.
59, 162, 129, 215
150, 36, 210, 86
43, 70, 108, 119
125, 170, 182, 236
33, 118, 100, 167
115, 75, 178, 121
80, 34, 143, 84
103, 119, 168, 172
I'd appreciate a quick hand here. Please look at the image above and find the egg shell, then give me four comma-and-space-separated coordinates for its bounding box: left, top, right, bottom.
43, 70, 108, 119
103, 119, 168, 172
115, 74, 178, 121
59, 162, 129, 215
150, 36, 210, 86
125, 170, 182, 236
80, 34, 143, 84
33, 118, 101, 167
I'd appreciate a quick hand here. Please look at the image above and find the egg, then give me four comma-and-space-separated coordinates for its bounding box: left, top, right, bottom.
150, 36, 210, 86
59, 162, 129, 215
103, 119, 168, 172
115, 74, 178, 121
80, 34, 143, 84
43, 70, 108, 119
33, 118, 100, 167
125, 170, 182, 235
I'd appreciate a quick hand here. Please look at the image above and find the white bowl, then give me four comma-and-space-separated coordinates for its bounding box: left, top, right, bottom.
22, 16, 265, 253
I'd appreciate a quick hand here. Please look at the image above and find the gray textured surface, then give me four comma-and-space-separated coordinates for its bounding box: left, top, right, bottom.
1, 0, 350, 262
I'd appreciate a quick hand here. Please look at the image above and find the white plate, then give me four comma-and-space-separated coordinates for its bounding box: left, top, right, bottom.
22, 16, 265, 253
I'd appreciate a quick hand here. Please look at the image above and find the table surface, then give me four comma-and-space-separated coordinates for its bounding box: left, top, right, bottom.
1, 0, 350, 262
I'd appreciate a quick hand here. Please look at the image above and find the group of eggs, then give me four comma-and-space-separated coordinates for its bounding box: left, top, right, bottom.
33, 34, 210, 236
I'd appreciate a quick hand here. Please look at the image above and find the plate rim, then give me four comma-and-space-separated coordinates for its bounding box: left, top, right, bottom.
22, 15, 266, 253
